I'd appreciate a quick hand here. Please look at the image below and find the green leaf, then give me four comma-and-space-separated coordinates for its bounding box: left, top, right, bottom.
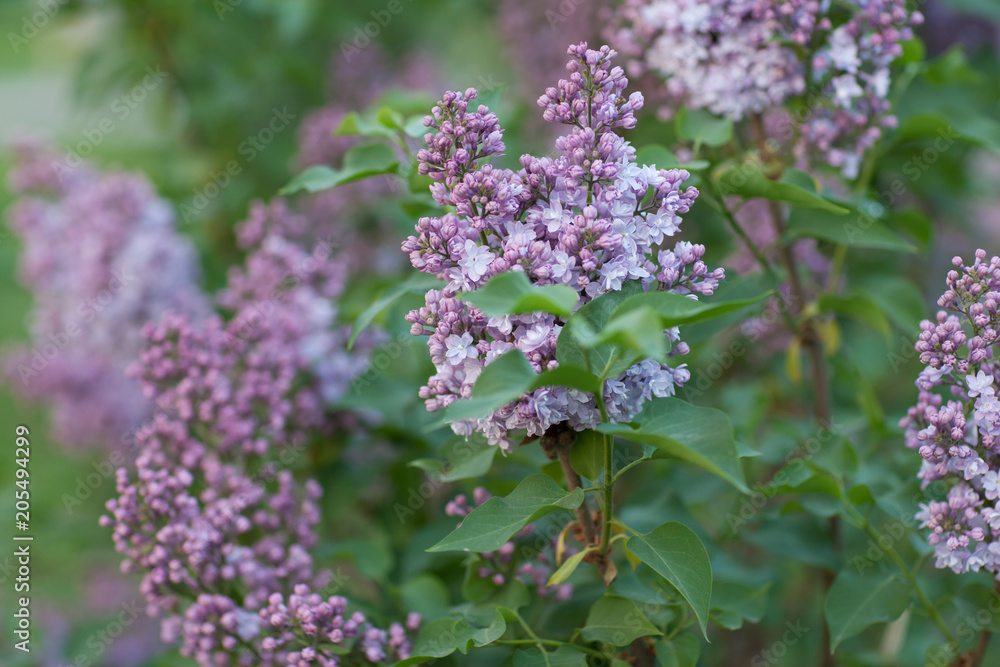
333, 111, 396, 138
894, 110, 1000, 153
440, 350, 535, 423
280, 143, 398, 194
715, 163, 849, 214
824, 569, 910, 652
547, 547, 596, 586
656, 634, 701, 667
818, 290, 891, 339
403, 114, 430, 138
453, 609, 507, 654
376, 106, 403, 130
766, 460, 842, 498
888, 208, 933, 249
610, 290, 773, 329
569, 429, 605, 481
626, 523, 713, 639
861, 276, 930, 334
557, 282, 644, 378
399, 574, 451, 621
394, 608, 512, 664
710, 581, 770, 630
461, 271, 580, 318
575, 306, 667, 362
680, 273, 778, 345
349, 273, 444, 347
899, 37, 925, 65
636, 145, 709, 172
438, 351, 600, 424
581, 595, 663, 646
782, 206, 916, 253
409, 434, 498, 482
335, 110, 398, 138
324, 538, 392, 580
599, 398, 748, 492
676, 108, 734, 147
636, 145, 682, 169
395, 618, 462, 665
428, 474, 584, 552
513, 645, 589, 667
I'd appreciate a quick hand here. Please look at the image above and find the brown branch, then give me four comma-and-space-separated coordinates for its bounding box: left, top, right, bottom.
542, 428, 610, 579
629, 637, 657, 667
553, 444, 600, 547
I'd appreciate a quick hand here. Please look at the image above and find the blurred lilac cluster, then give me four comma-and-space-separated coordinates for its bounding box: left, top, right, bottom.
902, 250, 1000, 575
607, 0, 816, 120
3, 142, 210, 448
607, 0, 923, 178
447, 489, 573, 600
102, 202, 412, 665
403, 43, 723, 451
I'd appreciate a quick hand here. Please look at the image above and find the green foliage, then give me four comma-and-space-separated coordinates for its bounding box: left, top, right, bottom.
600, 398, 748, 492
626, 523, 714, 638
581, 595, 663, 645
461, 271, 580, 318
428, 474, 584, 553
824, 570, 911, 651
655, 634, 701, 667
281, 143, 400, 194
714, 163, 849, 214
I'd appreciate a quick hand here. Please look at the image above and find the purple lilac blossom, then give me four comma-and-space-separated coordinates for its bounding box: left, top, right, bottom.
607, 0, 923, 179
402, 43, 724, 451
102, 203, 414, 666
901, 250, 1000, 576
3, 141, 211, 449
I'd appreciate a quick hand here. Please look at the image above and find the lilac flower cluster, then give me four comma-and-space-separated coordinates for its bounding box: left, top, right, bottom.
447, 489, 573, 600
3, 141, 210, 448
402, 43, 723, 451
607, 0, 923, 178
797, 0, 923, 178
902, 250, 1000, 575
607, 0, 816, 121
103, 203, 413, 665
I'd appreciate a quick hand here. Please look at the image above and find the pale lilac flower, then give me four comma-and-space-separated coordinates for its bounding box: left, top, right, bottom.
459, 240, 496, 282
967, 370, 995, 398
446, 332, 479, 365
